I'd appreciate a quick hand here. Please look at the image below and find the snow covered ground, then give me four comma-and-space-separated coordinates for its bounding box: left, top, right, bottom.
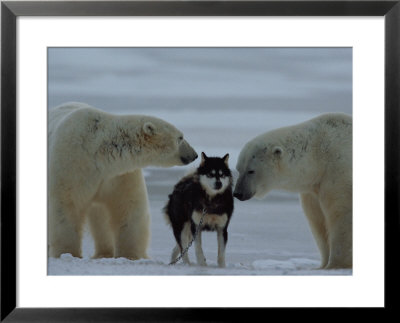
47, 48, 352, 276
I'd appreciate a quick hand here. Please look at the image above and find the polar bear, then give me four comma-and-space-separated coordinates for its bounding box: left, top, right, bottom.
234, 113, 352, 269
48, 102, 198, 259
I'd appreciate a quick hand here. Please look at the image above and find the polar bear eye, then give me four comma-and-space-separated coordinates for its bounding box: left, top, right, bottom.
248, 170, 255, 175
178, 136, 183, 143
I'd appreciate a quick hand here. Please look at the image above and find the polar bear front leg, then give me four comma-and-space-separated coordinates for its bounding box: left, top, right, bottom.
325, 209, 352, 269
102, 171, 151, 260
319, 186, 352, 269
300, 193, 329, 269
87, 203, 114, 258
49, 199, 84, 258
113, 208, 150, 260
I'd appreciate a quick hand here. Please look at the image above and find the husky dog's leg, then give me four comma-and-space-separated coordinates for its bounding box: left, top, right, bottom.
180, 222, 192, 265
170, 244, 180, 263
194, 230, 207, 266
217, 228, 227, 268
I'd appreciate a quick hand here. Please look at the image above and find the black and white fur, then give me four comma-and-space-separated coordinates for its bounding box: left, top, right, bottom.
164, 152, 234, 267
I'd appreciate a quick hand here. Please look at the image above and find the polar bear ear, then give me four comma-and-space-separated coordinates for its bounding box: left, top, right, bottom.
143, 122, 156, 136
273, 146, 283, 157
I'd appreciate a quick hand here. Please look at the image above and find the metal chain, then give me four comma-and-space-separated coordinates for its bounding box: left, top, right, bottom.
169, 208, 207, 266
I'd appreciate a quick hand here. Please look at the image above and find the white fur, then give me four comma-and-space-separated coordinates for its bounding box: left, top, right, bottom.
199, 175, 230, 197
48, 102, 197, 259
235, 113, 352, 269
191, 211, 228, 228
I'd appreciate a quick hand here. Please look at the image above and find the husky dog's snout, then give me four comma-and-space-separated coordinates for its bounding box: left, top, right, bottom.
214, 181, 222, 190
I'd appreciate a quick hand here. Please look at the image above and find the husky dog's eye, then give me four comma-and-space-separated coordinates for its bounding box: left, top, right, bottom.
248, 170, 255, 175
206, 174, 213, 178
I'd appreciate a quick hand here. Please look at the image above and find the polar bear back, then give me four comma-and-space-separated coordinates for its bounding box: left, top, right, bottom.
49, 102, 93, 139
248, 113, 351, 171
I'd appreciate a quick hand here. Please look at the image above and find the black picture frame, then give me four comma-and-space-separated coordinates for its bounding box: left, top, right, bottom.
1, 1, 399, 321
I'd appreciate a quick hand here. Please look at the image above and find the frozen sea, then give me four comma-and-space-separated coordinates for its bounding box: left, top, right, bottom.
47, 48, 352, 276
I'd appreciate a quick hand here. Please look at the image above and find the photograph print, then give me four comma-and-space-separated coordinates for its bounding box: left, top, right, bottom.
47, 47, 352, 275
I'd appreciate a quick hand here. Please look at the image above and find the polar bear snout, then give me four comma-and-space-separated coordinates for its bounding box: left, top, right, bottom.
233, 176, 255, 201
179, 140, 198, 165
181, 155, 197, 165
233, 189, 253, 201
233, 191, 245, 201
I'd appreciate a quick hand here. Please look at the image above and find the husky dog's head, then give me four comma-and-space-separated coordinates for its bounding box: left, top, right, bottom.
198, 152, 232, 196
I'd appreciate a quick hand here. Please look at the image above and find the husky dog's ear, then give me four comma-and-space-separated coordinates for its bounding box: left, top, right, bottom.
222, 153, 229, 166
200, 152, 208, 165
143, 122, 156, 136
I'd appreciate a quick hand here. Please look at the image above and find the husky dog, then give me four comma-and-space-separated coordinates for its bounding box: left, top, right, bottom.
164, 152, 234, 267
